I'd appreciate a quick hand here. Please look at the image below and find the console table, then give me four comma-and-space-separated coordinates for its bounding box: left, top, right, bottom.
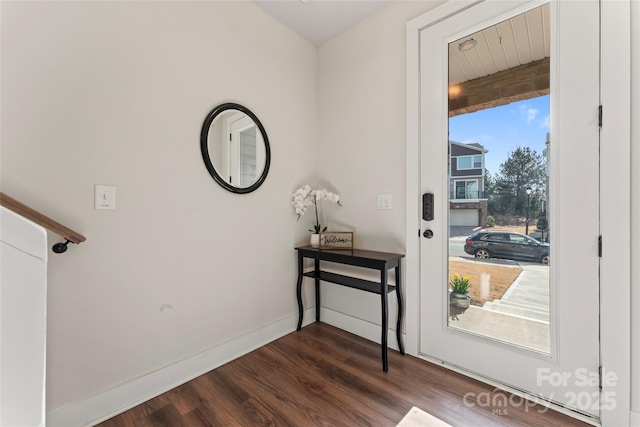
295, 246, 405, 372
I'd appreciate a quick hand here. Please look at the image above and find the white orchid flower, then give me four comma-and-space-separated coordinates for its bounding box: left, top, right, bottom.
326, 192, 339, 204
292, 185, 342, 228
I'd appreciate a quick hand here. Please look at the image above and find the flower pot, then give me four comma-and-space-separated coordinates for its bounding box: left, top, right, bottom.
310, 233, 320, 248
449, 291, 470, 309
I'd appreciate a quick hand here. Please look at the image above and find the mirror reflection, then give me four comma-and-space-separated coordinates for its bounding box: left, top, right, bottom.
201, 103, 270, 194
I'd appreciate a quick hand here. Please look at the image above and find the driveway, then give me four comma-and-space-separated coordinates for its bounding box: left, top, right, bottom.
449, 226, 477, 237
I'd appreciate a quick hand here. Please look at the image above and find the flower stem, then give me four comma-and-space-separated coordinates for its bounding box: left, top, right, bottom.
314, 195, 319, 233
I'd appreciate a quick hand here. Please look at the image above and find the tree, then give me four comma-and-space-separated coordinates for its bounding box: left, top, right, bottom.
484, 169, 495, 197
493, 146, 546, 216
485, 169, 509, 215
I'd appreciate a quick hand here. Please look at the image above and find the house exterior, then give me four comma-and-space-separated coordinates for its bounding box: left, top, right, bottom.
449, 141, 488, 227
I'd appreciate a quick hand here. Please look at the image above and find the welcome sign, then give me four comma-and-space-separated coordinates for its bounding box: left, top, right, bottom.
320, 232, 353, 249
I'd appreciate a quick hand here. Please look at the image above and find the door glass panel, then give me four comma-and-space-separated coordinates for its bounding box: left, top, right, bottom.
446, 4, 551, 354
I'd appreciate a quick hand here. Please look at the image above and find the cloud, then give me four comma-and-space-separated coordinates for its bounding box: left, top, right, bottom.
517, 104, 539, 124
460, 135, 492, 145
539, 114, 550, 129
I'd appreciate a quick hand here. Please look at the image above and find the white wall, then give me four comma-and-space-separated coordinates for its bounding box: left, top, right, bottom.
631, 0, 640, 421
316, 1, 442, 337
1, 0, 317, 422
1, 208, 48, 427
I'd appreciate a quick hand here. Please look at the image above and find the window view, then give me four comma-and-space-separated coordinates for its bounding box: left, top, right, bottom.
446, 4, 551, 353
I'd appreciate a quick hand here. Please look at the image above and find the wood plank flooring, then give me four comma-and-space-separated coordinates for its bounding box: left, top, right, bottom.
98, 322, 590, 426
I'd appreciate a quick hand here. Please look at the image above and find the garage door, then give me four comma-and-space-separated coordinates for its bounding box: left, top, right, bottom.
450, 209, 478, 226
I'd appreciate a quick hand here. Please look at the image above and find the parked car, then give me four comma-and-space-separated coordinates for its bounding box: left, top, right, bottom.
464, 230, 550, 265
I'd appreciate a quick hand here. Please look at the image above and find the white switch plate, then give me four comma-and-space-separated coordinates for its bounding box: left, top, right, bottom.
95, 185, 116, 210
377, 193, 392, 210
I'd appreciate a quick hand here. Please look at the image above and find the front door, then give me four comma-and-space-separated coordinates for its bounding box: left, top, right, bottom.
417, 0, 600, 419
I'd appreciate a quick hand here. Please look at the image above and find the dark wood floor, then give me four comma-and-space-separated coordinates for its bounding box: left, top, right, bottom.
98, 322, 589, 426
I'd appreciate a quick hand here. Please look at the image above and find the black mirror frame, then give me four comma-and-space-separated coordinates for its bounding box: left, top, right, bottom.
200, 102, 271, 194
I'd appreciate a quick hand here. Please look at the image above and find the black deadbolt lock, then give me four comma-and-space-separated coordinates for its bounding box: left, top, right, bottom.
422, 193, 434, 221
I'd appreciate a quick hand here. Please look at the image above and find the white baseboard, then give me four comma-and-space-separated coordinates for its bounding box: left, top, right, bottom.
631, 409, 640, 427
45, 307, 401, 427
46, 308, 317, 427
320, 307, 403, 352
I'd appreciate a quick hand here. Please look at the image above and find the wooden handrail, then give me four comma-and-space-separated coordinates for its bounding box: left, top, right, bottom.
0, 192, 86, 244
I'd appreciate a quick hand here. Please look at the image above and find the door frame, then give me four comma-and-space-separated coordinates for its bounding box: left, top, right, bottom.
405, 1, 631, 425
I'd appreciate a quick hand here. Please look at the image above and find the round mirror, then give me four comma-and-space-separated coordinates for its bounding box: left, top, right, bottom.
200, 103, 271, 194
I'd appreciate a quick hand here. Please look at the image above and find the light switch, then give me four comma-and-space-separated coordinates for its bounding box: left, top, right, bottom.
377, 193, 392, 210
95, 185, 116, 210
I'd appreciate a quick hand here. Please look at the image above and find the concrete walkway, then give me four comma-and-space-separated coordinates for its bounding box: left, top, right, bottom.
449, 259, 551, 353
483, 265, 549, 323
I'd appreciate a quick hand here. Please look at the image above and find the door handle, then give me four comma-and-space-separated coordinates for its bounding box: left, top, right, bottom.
423, 229, 434, 239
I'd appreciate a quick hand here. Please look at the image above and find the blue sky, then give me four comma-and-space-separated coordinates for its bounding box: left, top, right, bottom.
448, 95, 550, 176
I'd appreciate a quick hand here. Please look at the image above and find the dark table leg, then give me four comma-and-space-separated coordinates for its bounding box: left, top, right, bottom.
296, 252, 304, 331
381, 268, 389, 372
395, 262, 405, 355
314, 259, 321, 322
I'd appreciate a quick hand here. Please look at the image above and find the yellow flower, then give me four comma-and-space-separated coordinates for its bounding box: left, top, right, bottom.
449, 272, 472, 294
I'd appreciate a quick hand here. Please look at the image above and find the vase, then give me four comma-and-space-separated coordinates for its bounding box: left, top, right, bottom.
449, 291, 470, 308
310, 233, 320, 248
